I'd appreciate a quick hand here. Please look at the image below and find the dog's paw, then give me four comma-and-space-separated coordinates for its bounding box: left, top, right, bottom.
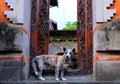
55, 78, 59, 81
35, 71, 38, 76
61, 77, 67, 81
38, 77, 45, 80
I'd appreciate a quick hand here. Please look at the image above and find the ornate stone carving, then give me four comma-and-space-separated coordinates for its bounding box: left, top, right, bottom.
30, 0, 49, 58
77, 0, 93, 74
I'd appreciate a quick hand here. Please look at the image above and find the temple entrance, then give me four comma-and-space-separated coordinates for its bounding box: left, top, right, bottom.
30, 0, 93, 75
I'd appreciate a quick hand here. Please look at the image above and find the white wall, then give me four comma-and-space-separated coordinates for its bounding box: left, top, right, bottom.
5, 0, 24, 23
94, 0, 116, 22
50, 0, 77, 30
22, 0, 31, 79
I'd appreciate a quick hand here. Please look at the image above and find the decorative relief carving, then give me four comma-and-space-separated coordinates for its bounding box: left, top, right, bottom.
77, 0, 93, 74
30, 0, 37, 33
86, 0, 93, 74
77, 0, 86, 74
30, 0, 93, 75
39, 0, 49, 54
30, 0, 49, 58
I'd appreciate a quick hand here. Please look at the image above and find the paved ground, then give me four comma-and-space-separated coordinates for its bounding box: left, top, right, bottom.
28, 75, 95, 82
1, 75, 120, 84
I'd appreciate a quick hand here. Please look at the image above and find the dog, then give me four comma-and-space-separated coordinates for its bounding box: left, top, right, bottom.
32, 47, 76, 81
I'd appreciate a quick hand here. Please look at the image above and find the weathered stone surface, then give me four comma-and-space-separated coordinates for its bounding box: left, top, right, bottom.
0, 53, 27, 81
0, 22, 22, 51
96, 28, 107, 51
96, 27, 120, 51
96, 61, 120, 81
2, 61, 21, 67
0, 61, 22, 81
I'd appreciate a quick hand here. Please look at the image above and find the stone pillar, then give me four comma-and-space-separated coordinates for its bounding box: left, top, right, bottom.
22, 0, 31, 80
0, 22, 23, 81
93, 21, 120, 81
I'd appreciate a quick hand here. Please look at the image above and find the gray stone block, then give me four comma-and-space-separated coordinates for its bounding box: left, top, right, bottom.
0, 22, 22, 52
96, 28, 107, 50
96, 28, 120, 51
96, 61, 120, 81
2, 61, 21, 68
0, 67, 21, 81
0, 60, 23, 81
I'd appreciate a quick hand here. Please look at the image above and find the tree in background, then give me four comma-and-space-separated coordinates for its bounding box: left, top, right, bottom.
62, 21, 77, 30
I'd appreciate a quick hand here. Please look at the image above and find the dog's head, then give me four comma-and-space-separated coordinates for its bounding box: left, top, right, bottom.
63, 47, 76, 61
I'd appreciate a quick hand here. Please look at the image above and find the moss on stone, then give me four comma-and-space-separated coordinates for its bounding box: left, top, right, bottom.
0, 22, 22, 51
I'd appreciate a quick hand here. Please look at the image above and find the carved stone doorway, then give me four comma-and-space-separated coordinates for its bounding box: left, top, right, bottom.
30, 0, 93, 75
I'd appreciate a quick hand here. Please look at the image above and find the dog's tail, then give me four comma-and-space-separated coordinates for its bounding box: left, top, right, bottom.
32, 58, 38, 76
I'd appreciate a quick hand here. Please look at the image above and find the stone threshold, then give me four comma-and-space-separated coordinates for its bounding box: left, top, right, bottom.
1, 75, 120, 84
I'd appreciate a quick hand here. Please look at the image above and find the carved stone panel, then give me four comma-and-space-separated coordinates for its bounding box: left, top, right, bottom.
30, 0, 49, 58
77, 0, 93, 75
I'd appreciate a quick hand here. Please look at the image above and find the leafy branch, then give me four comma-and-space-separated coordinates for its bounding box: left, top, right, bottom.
62, 21, 77, 30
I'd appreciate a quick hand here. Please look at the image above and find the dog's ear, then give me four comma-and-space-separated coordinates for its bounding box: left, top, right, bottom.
72, 48, 76, 53
63, 47, 66, 52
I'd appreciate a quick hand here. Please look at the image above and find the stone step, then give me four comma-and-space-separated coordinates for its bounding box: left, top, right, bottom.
1, 75, 120, 84
0, 81, 119, 84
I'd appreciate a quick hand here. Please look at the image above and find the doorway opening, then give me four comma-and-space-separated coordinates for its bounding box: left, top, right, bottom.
30, 0, 93, 76
49, 0, 78, 73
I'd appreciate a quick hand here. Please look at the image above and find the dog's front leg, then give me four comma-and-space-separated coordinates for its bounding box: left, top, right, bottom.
60, 69, 66, 80
38, 61, 45, 80
55, 66, 60, 81
60, 64, 67, 80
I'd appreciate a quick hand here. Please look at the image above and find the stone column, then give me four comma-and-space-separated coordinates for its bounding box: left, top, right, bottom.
0, 22, 23, 81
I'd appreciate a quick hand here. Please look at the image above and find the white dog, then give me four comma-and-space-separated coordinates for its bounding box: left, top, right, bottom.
32, 47, 76, 81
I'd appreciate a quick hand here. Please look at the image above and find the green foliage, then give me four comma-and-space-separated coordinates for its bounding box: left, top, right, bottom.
62, 21, 77, 30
